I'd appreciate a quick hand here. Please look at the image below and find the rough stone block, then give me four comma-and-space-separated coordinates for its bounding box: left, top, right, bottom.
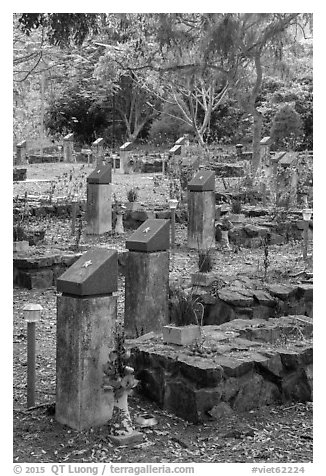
162, 325, 201, 346
56, 294, 117, 430
191, 272, 217, 287
208, 402, 234, 419
124, 251, 169, 338
13, 241, 29, 253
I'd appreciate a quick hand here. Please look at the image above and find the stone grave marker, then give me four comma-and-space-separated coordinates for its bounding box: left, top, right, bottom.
187, 170, 216, 250
56, 247, 118, 430
16, 140, 27, 165
86, 165, 112, 235
119, 141, 133, 174
92, 137, 104, 166
124, 219, 170, 338
259, 136, 272, 166
63, 133, 74, 162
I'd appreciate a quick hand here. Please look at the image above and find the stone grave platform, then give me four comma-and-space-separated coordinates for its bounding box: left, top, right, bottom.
129, 315, 313, 423
192, 278, 313, 324
13, 253, 82, 289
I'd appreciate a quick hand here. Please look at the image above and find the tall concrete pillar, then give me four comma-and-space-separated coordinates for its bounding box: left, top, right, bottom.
63, 133, 74, 162
86, 165, 112, 234
124, 219, 170, 338
187, 170, 215, 250
16, 140, 27, 165
56, 248, 118, 430
92, 138, 104, 166
259, 136, 272, 166
119, 141, 133, 174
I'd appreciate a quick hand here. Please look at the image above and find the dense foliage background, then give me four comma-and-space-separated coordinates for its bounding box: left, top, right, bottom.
13, 13, 313, 157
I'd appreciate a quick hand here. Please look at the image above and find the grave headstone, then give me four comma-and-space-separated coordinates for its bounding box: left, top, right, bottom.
119, 142, 133, 174
86, 165, 112, 234
124, 219, 170, 338
16, 140, 27, 165
92, 138, 104, 166
259, 136, 272, 166
56, 247, 118, 430
187, 170, 216, 250
235, 143, 243, 160
63, 133, 74, 162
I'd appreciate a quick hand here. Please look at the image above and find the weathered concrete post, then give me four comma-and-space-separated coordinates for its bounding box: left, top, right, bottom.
16, 140, 27, 165
235, 143, 243, 160
187, 170, 215, 250
86, 165, 112, 235
119, 142, 133, 174
63, 133, 74, 162
259, 136, 272, 167
56, 248, 118, 430
124, 219, 170, 338
92, 138, 104, 166
270, 152, 286, 205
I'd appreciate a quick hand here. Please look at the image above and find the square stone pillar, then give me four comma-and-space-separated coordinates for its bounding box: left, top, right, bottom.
92, 137, 104, 166
259, 136, 272, 166
119, 141, 133, 174
124, 219, 170, 338
56, 248, 118, 430
187, 170, 215, 250
86, 165, 112, 234
63, 133, 74, 162
16, 140, 27, 165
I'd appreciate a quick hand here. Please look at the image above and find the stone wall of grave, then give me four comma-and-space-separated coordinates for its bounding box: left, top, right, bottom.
130, 315, 313, 423
190, 277, 313, 325
13, 253, 82, 289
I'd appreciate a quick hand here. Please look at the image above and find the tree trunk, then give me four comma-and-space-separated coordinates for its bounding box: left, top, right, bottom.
252, 108, 263, 175
250, 52, 263, 176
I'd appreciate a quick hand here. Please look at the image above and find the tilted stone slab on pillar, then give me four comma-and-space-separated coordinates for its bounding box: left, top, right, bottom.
57, 247, 118, 296
86, 165, 112, 235
124, 250, 169, 338
56, 294, 117, 430
126, 219, 170, 252
87, 164, 112, 184
188, 170, 215, 191
169, 144, 182, 155
187, 170, 215, 250
56, 246, 118, 430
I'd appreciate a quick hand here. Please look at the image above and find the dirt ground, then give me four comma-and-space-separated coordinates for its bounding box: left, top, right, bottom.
12, 164, 313, 464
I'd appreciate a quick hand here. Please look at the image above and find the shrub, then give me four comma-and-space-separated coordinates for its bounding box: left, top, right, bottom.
127, 188, 138, 202
198, 249, 213, 273
169, 287, 198, 326
231, 199, 242, 214
270, 104, 304, 150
